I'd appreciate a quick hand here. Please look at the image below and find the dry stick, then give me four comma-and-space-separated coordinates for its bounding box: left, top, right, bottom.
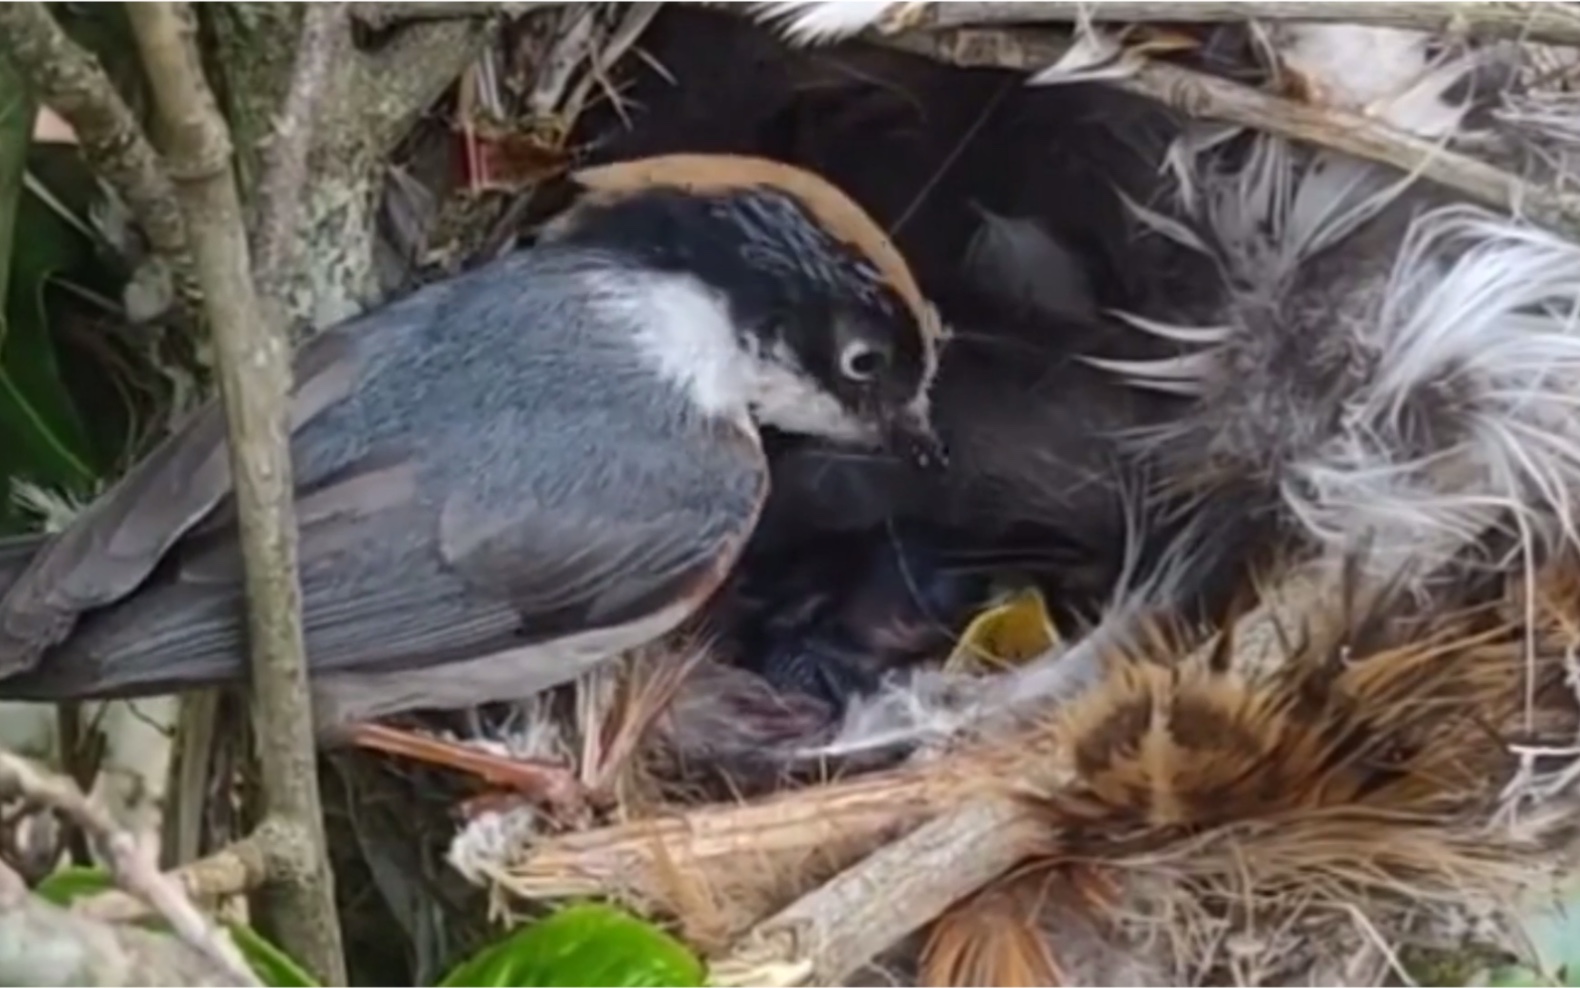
881, 28, 1580, 237
504, 768, 984, 899
0, 2, 196, 305
861, 2, 1580, 46
124, 4, 346, 984
0, 751, 259, 986
709, 797, 1047, 988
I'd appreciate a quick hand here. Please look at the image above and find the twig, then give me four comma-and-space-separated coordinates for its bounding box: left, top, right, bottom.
881, 28, 1580, 236
819, 2, 1580, 46
125, 4, 345, 984
0, 750, 259, 985
252, 2, 348, 303
77, 828, 276, 925
708, 797, 1046, 988
0, 2, 196, 302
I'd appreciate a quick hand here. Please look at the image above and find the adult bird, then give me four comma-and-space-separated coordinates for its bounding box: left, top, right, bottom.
0, 154, 945, 806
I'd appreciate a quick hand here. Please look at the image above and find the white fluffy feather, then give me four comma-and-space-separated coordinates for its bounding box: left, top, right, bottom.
1099, 124, 1580, 586
1273, 24, 1479, 138
749, 1, 912, 46
1290, 205, 1580, 574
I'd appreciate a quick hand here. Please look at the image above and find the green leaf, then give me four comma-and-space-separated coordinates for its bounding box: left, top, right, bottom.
436, 903, 705, 988
0, 54, 102, 529
3, 189, 100, 481
34, 864, 117, 906
227, 922, 322, 988
32, 865, 322, 987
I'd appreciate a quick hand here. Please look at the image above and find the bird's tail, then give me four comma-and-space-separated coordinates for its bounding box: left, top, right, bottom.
1089, 129, 1580, 591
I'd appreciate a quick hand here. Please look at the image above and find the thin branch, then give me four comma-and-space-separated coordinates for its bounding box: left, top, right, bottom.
124, 3, 345, 984
252, 3, 349, 303
856, 2, 1580, 46
709, 797, 1046, 988
0, 750, 258, 985
0, 1, 196, 303
881, 28, 1580, 236
77, 828, 277, 925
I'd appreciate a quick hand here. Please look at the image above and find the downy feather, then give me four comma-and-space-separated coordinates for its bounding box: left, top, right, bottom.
1095, 37, 1580, 589
749, 1, 913, 47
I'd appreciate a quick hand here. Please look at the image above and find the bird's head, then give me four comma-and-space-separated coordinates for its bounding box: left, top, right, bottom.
543, 153, 947, 469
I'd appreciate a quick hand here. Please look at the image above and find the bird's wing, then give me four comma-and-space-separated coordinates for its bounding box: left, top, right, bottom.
0, 329, 362, 674
0, 418, 768, 703
433, 429, 768, 648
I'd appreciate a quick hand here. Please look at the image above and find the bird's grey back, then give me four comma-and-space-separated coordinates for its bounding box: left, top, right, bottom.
295, 248, 741, 508
0, 246, 765, 703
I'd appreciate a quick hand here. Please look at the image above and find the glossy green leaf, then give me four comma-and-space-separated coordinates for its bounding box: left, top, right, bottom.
33, 865, 321, 987
437, 902, 705, 988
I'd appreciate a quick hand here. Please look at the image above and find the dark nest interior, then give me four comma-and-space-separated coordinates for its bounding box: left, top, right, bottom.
160, 6, 1580, 986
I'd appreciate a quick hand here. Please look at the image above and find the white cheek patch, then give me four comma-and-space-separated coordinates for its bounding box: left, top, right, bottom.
750, 343, 872, 442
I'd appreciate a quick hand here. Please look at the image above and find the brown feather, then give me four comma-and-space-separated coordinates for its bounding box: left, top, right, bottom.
956, 565, 1580, 984
569, 153, 942, 346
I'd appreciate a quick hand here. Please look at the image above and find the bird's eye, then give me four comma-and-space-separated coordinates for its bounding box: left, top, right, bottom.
839, 341, 887, 382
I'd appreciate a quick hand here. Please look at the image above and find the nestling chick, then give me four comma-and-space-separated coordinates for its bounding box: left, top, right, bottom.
716, 296, 1211, 715
0, 154, 944, 808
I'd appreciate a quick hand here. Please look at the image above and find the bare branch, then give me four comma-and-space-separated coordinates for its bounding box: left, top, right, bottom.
881, 28, 1580, 236
710, 797, 1046, 988
252, 3, 349, 303
838, 2, 1580, 46
0, 750, 258, 985
0, 1, 196, 302
124, 3, 345, 983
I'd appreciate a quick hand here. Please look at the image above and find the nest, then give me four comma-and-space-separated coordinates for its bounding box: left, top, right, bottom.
324, 4, 1580, 985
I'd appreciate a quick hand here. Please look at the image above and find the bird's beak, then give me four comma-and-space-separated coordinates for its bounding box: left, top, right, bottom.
883, 403, 947, 471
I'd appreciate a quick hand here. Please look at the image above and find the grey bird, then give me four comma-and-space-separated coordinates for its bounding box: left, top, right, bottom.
0, 153, 944, 799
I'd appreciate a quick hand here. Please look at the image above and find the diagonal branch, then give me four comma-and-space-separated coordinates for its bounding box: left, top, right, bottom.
0, 1, 197, 304
849, 2, 1580, 46
343, 18, 497, 156
881, 28, 1580, 237
710, 797, 1045, 988
124, 2, 345, 983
